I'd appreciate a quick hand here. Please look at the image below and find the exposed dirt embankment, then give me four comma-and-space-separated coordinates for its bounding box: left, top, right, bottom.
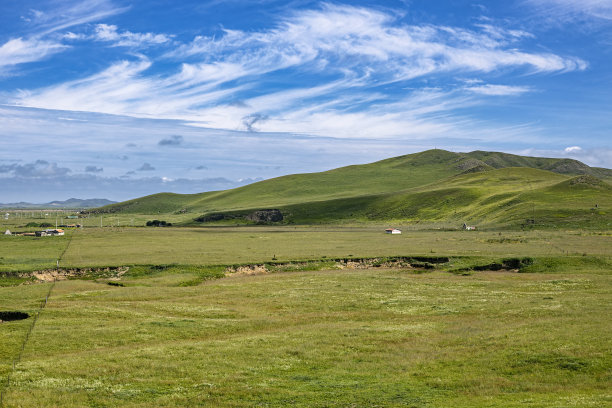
225, 256, 450, 276
23, 266, 129, 283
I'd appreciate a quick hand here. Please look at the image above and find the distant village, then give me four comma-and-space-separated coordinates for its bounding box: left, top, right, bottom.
4, 226, 83, 237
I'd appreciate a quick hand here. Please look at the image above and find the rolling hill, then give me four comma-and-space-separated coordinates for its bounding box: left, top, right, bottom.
89, 150, 612, 228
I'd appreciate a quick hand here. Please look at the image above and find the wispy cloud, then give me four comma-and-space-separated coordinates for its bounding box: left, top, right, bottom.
522, 146, 612, 168
524, 0, 612, 22
6, 4, 588, 140
0, 37, 67, 73
0, 0, 130, 75
26, 0, 129, 36
171, 3, 585, 76
91, 24, 172, 47
466, 84, 532, 96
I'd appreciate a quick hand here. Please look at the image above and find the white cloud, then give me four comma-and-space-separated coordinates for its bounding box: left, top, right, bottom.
466, 84, 532, 96
171, 4, 586, 78
63, 32, 86, 40
30, 0, 129, 36
0, 37, 67, 71
7, 4, 588, 140
523, 146, 612, 168
93, 24, 172, 47
525, 0, 612, 22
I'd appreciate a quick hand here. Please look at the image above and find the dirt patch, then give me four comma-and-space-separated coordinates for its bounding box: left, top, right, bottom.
23, 266, 129, 283
226, 265, 270, 276
225, 257, 445, 276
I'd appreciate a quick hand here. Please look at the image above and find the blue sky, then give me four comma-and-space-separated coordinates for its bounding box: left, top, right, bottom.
1, 0, 611, 202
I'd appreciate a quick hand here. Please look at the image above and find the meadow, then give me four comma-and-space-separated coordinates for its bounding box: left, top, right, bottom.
1, 267, 610, 407
0, 224, 610, 407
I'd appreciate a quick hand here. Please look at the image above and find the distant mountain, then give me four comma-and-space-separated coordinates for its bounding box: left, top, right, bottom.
88, 149, 612, 229
0, 198, 116, 209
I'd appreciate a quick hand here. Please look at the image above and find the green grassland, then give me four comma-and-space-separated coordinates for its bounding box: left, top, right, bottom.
53, 227, 610, 268
0, 233, 72, 277
1, 266, 610, 407
0, 226, 610, 407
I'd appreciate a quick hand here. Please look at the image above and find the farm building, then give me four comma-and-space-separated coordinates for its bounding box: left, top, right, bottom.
462, 223, 477, 231
385, 228, 402, 234
4, 229, 11, 235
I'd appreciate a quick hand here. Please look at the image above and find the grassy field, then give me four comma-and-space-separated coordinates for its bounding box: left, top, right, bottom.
56, 226, 611, 268
0, 267, 610, 407
2, 225, 610, 272
1, 224, 610, 407
0, 232, 72, 277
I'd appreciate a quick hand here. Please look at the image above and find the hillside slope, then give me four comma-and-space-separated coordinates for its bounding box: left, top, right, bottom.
90, 149, 612, 228
263, 168, 611, 228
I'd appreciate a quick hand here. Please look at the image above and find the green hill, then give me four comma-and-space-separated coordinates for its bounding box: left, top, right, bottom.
90, 149, 612, 228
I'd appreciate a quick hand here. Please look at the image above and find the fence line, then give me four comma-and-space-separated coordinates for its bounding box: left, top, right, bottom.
0, 280, 55, 406
57, 228, 76, 268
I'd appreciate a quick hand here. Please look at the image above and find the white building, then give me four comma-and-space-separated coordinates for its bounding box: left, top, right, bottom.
385, 228, 402, 234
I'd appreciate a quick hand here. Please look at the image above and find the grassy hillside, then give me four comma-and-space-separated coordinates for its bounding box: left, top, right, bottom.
92, 150, 478, 214
465, 151, 612, 181
273, 168, 611, 228
90, 149, 612, 228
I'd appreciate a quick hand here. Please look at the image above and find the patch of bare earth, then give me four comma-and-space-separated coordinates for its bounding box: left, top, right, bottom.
23, 267, 129, 283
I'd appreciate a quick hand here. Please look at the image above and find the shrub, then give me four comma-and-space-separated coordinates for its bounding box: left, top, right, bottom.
145, 220, 172, 227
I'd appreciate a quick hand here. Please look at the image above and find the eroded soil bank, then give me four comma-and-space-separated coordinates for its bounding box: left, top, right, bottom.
16, 255, 534, 284
21, 266, 129, 283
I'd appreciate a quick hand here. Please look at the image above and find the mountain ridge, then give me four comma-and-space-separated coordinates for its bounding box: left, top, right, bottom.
0, 198, 116, 209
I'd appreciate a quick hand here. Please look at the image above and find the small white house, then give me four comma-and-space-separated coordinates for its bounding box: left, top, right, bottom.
385, 228, 402, 234
462, 223, 477, 231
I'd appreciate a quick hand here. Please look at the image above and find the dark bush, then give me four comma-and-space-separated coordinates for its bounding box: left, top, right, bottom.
503, 257, 534, 269
146, 220, 172, 227
195, 213, 227, 222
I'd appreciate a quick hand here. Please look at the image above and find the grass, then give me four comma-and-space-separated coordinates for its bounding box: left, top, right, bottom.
54, 226, 612, 268
0, 283, 51, 381
0, 267, 610, 407
0, 232, 72, 275
0, 220, 610, 406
